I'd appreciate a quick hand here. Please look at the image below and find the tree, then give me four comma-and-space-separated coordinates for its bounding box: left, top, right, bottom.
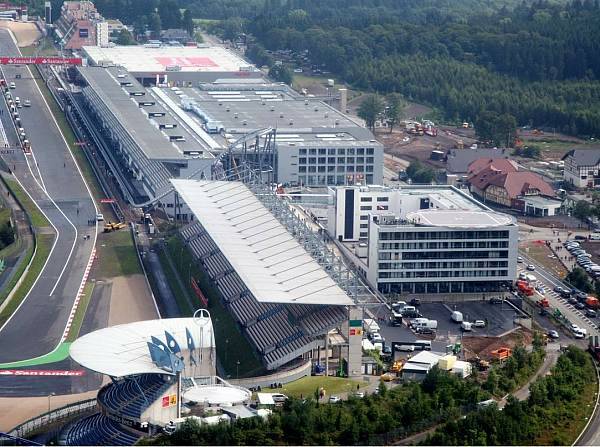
182, 9, 194, 37
222, 17, 244, 43
406, 160, 435, 184
157, 0, 181, 29
572, 200, 593, 220
385, 93, 405, 133
357, 94, 384, 132
269, 64, 293, 85
116, 28, 136, 45
149, 13, 161, 38
566, 267, 593, 293
475, 111, 517, 147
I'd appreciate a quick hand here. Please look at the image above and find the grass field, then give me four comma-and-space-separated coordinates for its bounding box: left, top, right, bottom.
0, 233, 54, 327
279, 376, 364, 399
4, 178, 49, 228
522, 242, 568, 279
165, 234, 264, 378
20, 38, 58, 57
65, 282, 95, 342
95, 230, 142, 278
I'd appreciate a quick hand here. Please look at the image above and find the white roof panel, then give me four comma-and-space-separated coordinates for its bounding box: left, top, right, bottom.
70, 317, 214, 377
172, 179, 353, 306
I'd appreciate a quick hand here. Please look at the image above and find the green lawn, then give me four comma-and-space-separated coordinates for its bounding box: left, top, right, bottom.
3, 178, 49, 228
65, 282, 95, 342
21, 38, 58, 57
165, 234, 264, 378
280, 376, 364, 399
95, 230, 142, 278
0, 233, 54, 327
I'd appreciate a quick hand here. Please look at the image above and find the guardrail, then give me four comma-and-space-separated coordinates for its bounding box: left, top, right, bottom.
9, 398, 97, 438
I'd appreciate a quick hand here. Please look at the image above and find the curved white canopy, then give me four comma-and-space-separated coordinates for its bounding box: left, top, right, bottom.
70, 317, 214, 377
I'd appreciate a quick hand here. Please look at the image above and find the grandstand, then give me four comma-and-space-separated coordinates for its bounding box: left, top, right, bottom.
173, 179, 362, 371
63, 313, 252, 446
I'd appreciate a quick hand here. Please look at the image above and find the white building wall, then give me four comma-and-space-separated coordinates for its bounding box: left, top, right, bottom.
96, 20, 109, 46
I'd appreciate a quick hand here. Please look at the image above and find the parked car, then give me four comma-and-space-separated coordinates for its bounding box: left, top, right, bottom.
526, 264, 536, 271
9, 82, 15, 89
489, 297, 503, 304
548, 330, 560, 339
409, 298, 421, 306
517, 256, 523, 263
576, 302, 586, 310
569, 297, 579, 305
586, 309, 597, 318
353, 391, 365, 398
473, 320, 486, 328
554, 286, 564, 294
23, 99, 30, 107
577, 291, 588, 300
329, 396, 341, 403
271, 393, 288, 403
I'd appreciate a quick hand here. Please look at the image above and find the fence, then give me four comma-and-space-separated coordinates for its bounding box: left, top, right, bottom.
9, 399, 97, 439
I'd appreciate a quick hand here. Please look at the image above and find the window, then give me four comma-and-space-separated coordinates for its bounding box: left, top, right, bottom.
360, 205, 372, 210
367, 174, 373, 183
337, 157, 345, 164
327, 175, 335, 184
337, 166, 345, 172
347, 148, 355, 155
299, 157, 306, 164
347, 165, 355, 172
337, 148, 346, 155
360, 231, 368, 238
357, 157, 364, 163
309, 149, 317, 155
308, 166, 316, 172
361, 197, 373, 202
299, 149, 307, 155
318, 166, 325, 172
337, 175, 345, 184
367, 148, 374, 154
360, 223, 368, 228
367, 165, 374, 172
327, 165, 335, 172
328, 157, 335, 164
366, 157, 374, 163
357, 148, 365, 155
309, 157, 316, 164
328, 148, 336, 155
347, 157, 355, 164
360, 215, 369, 220
377, 196, 389, 202
318, 157, 326, 164
318, 148, 326, 155
299, 166, 306, 173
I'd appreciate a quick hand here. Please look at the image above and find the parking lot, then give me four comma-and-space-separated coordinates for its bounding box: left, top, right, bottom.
374, 301, 520, 357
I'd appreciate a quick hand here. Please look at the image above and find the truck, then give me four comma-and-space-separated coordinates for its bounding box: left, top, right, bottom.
586, 296, 600, 309
490, 347, 512, 361
363, 319, 380, 335
412, 319, 438, 332
516, 280, 534, 296
451, 311, 463, 323
461, 321, 472, 332
589, 336, 600, 362
537, 297, 550, 308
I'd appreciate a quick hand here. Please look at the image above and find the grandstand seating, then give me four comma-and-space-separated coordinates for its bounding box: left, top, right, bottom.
62, 413, 140, 446
97, 374, 172, 420
179, 221, 348, 370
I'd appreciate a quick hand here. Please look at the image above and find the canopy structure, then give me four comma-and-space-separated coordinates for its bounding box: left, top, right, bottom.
70, 317, 214, 377
171, 179, 353, 306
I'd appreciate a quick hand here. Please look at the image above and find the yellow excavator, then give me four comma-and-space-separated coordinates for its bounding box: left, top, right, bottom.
103, 221, 127, 233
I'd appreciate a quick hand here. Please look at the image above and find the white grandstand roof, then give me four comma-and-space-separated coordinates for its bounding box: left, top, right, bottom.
70, 317, 214, 377
171, 179, 353, 306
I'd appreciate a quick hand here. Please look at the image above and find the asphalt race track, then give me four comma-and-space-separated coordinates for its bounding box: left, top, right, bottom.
0, 29, 96, 365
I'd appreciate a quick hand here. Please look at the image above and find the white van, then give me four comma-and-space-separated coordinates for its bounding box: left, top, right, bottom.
591, 233, 600, 240
451, 311, 463, 323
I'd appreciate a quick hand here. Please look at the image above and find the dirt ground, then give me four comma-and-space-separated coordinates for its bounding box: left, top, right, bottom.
0, 389, 102, 432
521, 240, 568, 279
462, 328, 533, 361
0, 21, 42, 47
108, 274, 158, 326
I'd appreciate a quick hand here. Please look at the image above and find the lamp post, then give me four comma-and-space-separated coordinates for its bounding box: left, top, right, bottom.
236, 360, 240, 380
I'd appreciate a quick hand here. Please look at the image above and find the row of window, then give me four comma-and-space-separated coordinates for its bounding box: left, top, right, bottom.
400, 250, 508, 260
378, 241, 509, 252
298, 174, 374, 186
378, 260, 509, 270
299, 148, 375, 155
299, 165, 374, 173
378, 270, 509, 279
360, 196, 389, 202
298, 157, 375, 164
360, 205, 388, 211
379, 230, 511, 241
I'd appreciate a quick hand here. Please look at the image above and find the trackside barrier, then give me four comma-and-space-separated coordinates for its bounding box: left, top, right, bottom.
9, 398, 97, 438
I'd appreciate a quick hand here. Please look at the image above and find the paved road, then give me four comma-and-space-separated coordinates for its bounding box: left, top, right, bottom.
0, 29, 96, 363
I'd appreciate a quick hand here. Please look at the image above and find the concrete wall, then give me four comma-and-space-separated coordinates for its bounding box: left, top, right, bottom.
227, 360, 311, 389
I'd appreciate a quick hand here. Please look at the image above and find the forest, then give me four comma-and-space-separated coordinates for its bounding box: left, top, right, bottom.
141, 346, 593, 446
26, 1, 600, 136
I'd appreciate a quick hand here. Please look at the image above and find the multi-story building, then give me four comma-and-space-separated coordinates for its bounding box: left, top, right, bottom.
54, 1, 108, 49
328, 185, 518, 294
562, 148, 600, 188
